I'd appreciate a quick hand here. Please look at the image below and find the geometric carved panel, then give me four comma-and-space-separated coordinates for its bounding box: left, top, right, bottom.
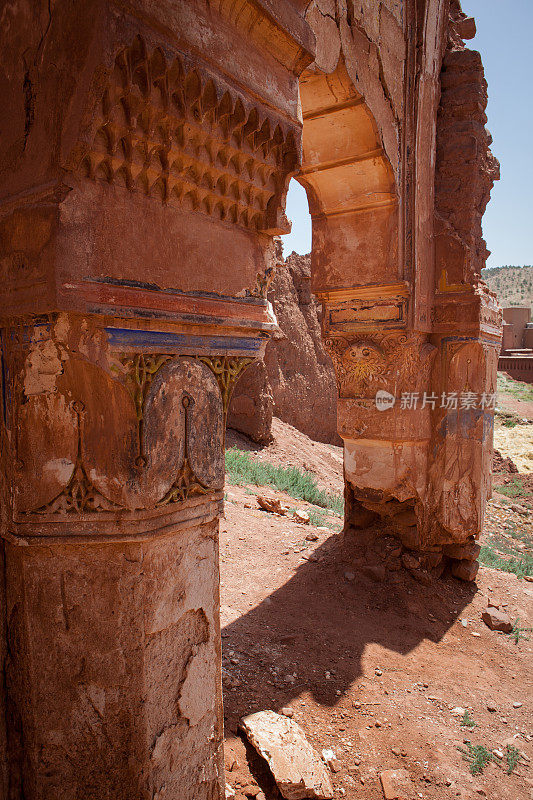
77, 35, 299, 234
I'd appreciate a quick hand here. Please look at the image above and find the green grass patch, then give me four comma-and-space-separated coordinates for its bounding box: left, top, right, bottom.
497, 372, 533, 402
509, 618, 532, 645
225, 448, 344, 514
308, 508, 327, 527
461, 710, 477, 728
504, 745, 522, 774
495, 479, 524, 499
459, 742, 493, 775
478, 544, 533, 578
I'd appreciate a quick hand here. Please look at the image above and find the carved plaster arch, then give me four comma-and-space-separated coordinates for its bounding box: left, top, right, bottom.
298, 58, 400, 296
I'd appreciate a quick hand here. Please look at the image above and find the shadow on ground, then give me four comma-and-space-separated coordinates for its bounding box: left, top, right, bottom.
221, 531, 477, 733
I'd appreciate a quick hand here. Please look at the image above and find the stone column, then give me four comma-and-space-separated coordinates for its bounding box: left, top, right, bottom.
427, 12, 502, 580
1, 319, 256, 799
298, 2, 500, 578
0, 1, 313, 796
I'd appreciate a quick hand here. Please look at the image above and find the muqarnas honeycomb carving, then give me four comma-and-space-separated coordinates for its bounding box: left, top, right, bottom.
80, 35, 299, 233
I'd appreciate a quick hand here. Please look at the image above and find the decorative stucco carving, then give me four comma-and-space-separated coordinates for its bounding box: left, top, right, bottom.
11, 353, 229, 517
157, 394, 209, 505
119, 352, 173, 465
197, 355, 254, 414
28, 400, 123, 514
77, 35, 299, 233
8, 344, 256, 518
325, 332, 437, 397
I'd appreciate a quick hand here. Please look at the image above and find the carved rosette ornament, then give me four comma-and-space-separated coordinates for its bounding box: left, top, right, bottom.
324, 332, 436, 398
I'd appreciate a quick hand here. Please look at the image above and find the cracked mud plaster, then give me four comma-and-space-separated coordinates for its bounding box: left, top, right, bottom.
23, 338, 64, 395
178, 638, 217, 727
305, 1, 341, 73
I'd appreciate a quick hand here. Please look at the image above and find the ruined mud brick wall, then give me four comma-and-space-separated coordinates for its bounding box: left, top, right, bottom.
434, 1, 500, 286
423, 1, 502, 580
296, 0, 501, 582
228, 251, 339, 445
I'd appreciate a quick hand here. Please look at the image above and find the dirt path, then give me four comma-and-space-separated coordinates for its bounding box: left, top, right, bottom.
221, 419, 533, 800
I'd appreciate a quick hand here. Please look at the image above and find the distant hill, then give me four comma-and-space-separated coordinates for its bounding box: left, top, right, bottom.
481, 265, 533, 309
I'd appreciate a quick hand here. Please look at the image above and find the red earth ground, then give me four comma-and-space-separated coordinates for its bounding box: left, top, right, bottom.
221, 419, 533, 800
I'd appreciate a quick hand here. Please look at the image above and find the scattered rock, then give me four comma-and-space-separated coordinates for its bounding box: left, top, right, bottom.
513, 701, 523, 709
487, 702, 497, 712
502, 736, 522, 751
294, 509, 310, 524
379, 768, 416, 800
321, 749, 340, 773
482, 606, 513, 633
225, 784, 236, 799
451, 559, 479, 582
240, 710, 333, 799
281, 707, 294, 718
422, 551, 443, 570
225, 754, 240, 772
222, 668, 242, 689
305, 531, 319, 541
344, 571, 355, 581
243, 785, 261, 798
451, 707, 466, 717
257, 496, 288, 515
443, 541, 481, 561
401, 553, 420, 571
361, 564, 386, 582
409, 568, 432, 585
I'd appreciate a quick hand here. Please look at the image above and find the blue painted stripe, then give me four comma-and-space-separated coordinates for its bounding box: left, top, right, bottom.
105, 328, 262, 353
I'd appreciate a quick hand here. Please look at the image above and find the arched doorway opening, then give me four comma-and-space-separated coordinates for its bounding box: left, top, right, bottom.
282, 179, 312, 258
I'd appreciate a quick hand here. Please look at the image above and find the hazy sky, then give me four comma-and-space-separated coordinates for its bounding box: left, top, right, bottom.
282, 0, 533, 268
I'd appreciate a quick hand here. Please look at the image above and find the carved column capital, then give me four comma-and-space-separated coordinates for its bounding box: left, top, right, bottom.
0, 315, 259, 545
